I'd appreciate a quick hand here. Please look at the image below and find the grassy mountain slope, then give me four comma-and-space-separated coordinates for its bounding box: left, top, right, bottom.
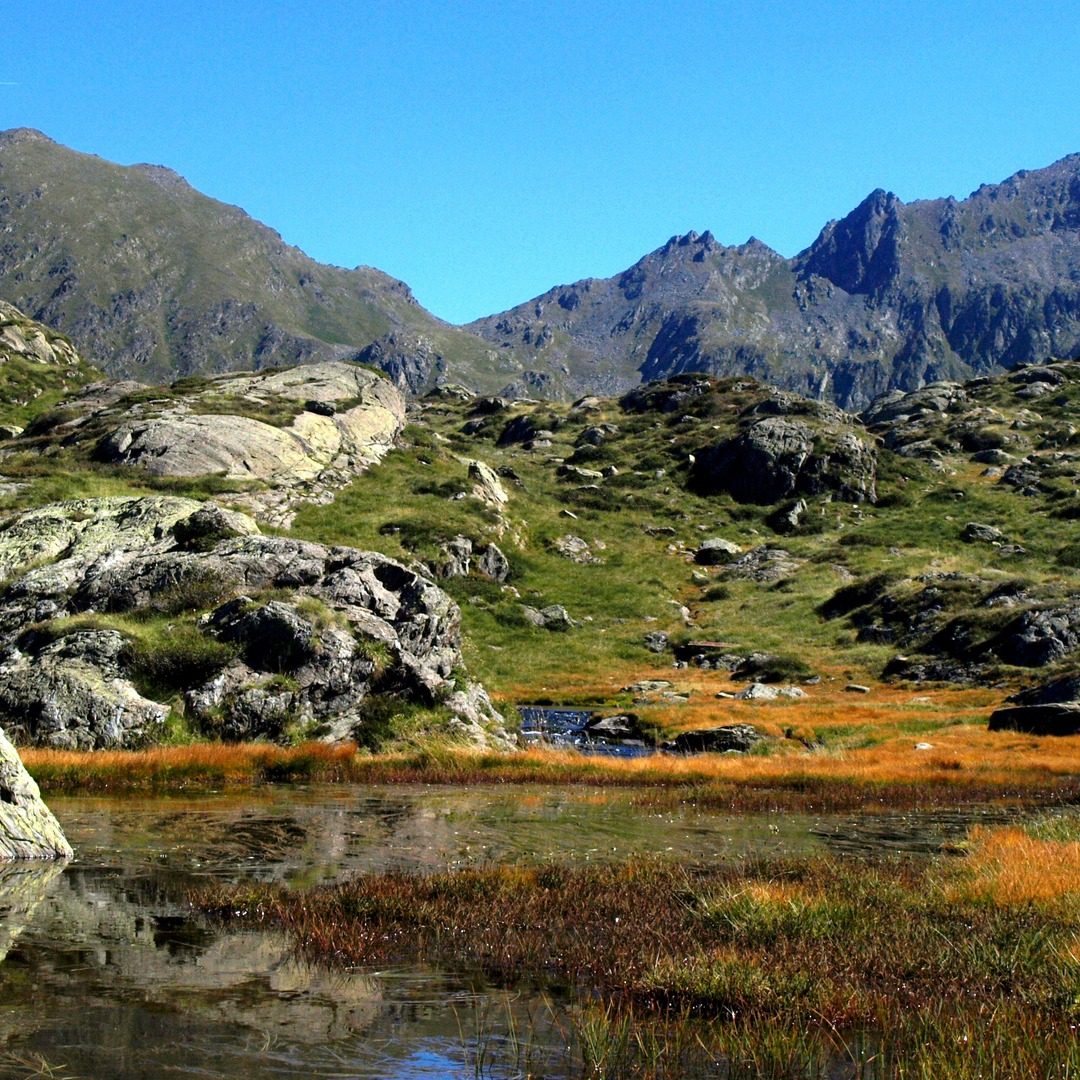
0, 129, 518, 390
5, 350, 1074, 748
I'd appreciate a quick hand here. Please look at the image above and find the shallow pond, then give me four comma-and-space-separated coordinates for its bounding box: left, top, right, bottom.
0, 785, 1033, 1078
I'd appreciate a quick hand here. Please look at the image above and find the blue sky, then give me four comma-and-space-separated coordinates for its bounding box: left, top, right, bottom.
5, 1, 1080, 323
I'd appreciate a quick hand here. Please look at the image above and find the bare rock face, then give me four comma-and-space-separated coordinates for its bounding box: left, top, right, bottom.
0, 300, 83, 370
0, 497, 512, 750
0, 726, 72, 859
19, 363, 405, 528
691, 412, 877, 504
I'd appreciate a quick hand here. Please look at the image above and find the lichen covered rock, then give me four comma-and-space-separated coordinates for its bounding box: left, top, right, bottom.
0, 497, 510, 750
0, 726, 72, 859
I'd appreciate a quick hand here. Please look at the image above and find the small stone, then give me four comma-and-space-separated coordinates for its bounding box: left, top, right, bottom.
845, 684, 871, 694
961, 522, 1006, 544
694, 538, 741, 565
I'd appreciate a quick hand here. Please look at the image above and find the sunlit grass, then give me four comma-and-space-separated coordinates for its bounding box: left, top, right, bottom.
23, 719, 1080, 811
193, 821, 1080, 1079
21, 741, 360, 790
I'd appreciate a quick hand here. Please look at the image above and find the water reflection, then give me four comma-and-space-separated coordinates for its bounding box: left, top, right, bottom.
0, 785, 1038, 1078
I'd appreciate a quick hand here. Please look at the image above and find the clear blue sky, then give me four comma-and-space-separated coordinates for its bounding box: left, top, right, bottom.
5, 1, 1080, 323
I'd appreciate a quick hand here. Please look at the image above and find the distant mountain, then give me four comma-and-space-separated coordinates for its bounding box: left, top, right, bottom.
0, 129, 516, 391
469, 155, 1080, 408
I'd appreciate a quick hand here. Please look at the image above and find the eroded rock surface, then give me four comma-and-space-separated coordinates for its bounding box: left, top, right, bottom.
0, 727, 72, 859
15, 362, 405, 527
691, 410, 877, 504
0, 497, 511, 750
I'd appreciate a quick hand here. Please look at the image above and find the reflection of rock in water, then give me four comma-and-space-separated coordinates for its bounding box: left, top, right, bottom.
0, 860, 66, 962
16, 865, 382, 1046
0, 727, 72, 860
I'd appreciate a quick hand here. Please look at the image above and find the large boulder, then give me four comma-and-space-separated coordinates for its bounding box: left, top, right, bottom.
20, 363, 405, 528
690, 409, 877, 505
0, 726, 72, 859
988, 703, 1080, 736
662, 724, 762, 754
0, 498, 510, 749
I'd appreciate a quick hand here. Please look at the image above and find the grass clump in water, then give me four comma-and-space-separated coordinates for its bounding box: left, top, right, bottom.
192, 822, 1080, 1079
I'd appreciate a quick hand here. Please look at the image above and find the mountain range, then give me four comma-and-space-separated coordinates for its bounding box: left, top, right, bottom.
3, 128, 1080, 408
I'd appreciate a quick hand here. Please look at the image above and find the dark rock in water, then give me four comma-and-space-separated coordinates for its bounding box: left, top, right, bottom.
1008, 674, 1080, 706
988, 703, 1080, 735
662, 724, 762, 754
585, 713, 652, 744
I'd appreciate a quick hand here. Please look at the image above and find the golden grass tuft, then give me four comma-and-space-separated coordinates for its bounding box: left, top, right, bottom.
954, 825, 1080, 905
20, 741, 360, 790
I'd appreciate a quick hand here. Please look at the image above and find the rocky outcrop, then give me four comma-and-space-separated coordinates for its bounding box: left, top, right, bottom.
690, 406, 877, 504
723, 546, 801, 582
470, 155, 1080, 409
0, 300, 84, 371
1008, 674, 1080, 706
822, 570, 1080, 683
0, 497, 511, 750
17, 362, 406, 527
694, 538, 741, 565
0, 301, 98, 426
0, 726, 72, 859
987, 606, 1080, 667
433, 535, 510, 582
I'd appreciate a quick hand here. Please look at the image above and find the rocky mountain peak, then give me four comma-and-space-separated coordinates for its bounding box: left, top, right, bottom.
0, 128, 54, 148
797, 187, 905, 296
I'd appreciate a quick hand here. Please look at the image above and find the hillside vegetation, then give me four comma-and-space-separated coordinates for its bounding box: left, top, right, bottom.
2, 297, 1076, 755
0, 129, 517, 391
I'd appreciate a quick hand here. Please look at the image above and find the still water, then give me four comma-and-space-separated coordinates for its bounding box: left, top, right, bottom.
0, 786, 1024, 1078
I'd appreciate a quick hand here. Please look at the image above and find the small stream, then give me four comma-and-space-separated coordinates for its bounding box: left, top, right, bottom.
0, 785, 1038, 1078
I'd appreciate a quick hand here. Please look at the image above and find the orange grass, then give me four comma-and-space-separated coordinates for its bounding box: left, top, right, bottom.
954, 825, 1080, 905
19, 701, 1080, 809
20, 740, 360, 790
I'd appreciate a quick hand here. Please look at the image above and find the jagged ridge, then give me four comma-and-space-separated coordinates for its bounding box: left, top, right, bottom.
470, 156, 1080, 408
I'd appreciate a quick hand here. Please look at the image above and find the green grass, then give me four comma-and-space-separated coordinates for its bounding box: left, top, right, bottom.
192, 833, 1080, 1080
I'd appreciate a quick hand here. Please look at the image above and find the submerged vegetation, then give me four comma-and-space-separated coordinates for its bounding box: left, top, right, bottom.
194, 814, 1080, 1078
